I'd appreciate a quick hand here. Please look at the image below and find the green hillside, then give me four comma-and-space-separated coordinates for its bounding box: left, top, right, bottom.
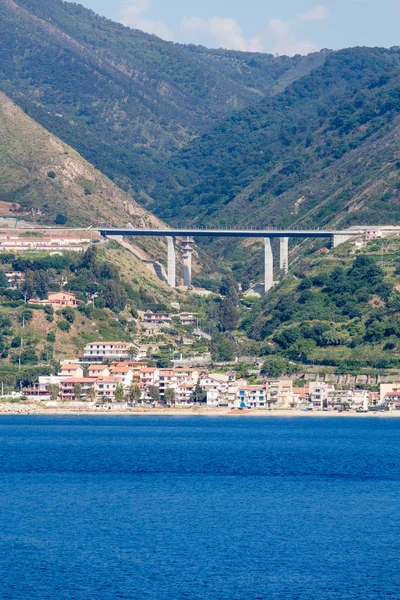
152, 47, 400, 230
0, 0, 326, 199
240, 236, 400, 374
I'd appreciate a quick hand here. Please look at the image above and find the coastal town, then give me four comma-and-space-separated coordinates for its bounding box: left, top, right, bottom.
1, 336, 399, 413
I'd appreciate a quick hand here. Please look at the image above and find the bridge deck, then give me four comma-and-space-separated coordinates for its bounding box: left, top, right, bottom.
99, 228, 357, 239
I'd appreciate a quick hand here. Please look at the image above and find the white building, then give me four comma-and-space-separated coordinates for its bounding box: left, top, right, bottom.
95, 376, 123, 399
82, 342, 134, 362
309, 382, 334, 409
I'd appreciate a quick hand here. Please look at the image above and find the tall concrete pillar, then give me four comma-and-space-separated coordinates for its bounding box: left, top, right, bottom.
264, 238, 273, 293
167, 236, 176, 288
280, 237, 289, 277
181, 237, 194, 287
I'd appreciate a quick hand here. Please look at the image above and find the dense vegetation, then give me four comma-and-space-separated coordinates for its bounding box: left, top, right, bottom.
153, 47, 400, 231
241, 243, 400, 373
0, 0, 324, 200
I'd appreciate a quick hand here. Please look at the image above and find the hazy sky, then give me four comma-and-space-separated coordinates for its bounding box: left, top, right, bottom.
68, 0, 400, 56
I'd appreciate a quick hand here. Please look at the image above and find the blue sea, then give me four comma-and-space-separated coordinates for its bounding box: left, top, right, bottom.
0, 416, 399, 600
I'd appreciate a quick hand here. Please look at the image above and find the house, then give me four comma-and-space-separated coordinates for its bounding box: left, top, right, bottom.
109, 365, 134, 387
206, 390, 221, 408
327, 389, 354, 411
59, 364, 84, 379
382, 391, 400, 410
95, 376, 123, 400
291, 386, 310, 408
179, 312, 197, 325
352, 389, 370, 411
88, 365, 110, 378
59, 378, 97, 401
364, 229, 382, 242
235, 385, 270, 409
28, 291, 81, 308
142, 311, 171, 329
5, 272, 24, 289
380, 384, 400, 403
201, 373, 231, 407
82, 342, 133, 362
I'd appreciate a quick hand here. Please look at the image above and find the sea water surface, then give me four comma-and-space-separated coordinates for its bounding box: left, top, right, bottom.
0, 416, 399, 599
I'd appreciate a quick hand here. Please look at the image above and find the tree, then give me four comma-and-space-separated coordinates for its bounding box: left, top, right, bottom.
218, 298, 238, 332
57, 320, 71, 332
191, 381, 206, 404
220, 276, 239, 305
87, 387, 97, 402
148, 385, 160, 405
102, 280, 128, 313
164, 387, 175, 406
11, 349, 38, 366
128, 384, 142, 406
0, 271, 9, 289
61, 307, 75, 323
73, 382, 82, 400
114, 383, 125, 403
79, 245, 97, 270
55, 213, 67, 225
211, 334, 236, 362
242, 277, 250, 292
48, 384, 59, 402
261, 356, 290, 378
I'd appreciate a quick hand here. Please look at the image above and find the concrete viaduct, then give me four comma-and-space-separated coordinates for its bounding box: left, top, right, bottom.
99, 228, 357, 293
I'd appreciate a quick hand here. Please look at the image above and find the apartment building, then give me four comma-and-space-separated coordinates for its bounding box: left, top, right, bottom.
140, 368, 160, 388
82, 342, 133, 362
236, 385, 270, 409
59, 378, 97, 401
95, 376, 123, 399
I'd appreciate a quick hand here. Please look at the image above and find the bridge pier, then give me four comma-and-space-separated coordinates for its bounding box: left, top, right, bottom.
166, 236, 176, 288
181, 237, 194, 287
280, 237, 289, 277
264, 238, 274, 293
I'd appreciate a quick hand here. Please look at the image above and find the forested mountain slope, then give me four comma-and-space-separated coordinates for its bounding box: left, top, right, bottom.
240, 238, 400, 373
153, 47, 400, 229
0, 0, 325, 200
0, 92, 161, 227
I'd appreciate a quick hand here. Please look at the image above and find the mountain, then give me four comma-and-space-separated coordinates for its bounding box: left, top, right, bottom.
0, 0, 327, 201
0, 91, 161, 227
152, 47, 400, 231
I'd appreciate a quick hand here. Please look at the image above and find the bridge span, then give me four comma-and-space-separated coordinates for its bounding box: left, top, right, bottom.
99, 228, 359, 293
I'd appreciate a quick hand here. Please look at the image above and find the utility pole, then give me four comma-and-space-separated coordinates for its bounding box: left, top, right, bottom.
18, 337, 23, 371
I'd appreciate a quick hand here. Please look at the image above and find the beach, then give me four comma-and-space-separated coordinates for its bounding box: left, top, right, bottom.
1, 404, 400, 417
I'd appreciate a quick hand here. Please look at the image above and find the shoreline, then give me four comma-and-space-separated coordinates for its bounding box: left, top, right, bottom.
1, 406, 400, 417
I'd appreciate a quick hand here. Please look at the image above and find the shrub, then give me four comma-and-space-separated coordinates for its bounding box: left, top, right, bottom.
55, 213, 67, 225
57, 320, 71, 332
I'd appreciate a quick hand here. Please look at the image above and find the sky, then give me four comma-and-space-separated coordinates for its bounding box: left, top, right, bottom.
67, 0, 400, 56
